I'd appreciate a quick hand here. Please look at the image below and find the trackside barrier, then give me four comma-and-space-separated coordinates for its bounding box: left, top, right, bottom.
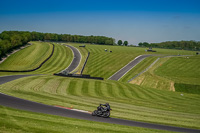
80, 52, 90, 74
0, 43, 55, 72
54, 73, 104, 80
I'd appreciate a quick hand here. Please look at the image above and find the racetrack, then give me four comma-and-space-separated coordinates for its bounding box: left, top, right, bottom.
63, 45, 81, 73
0, 46, 199, 133
109, 55, 152, 80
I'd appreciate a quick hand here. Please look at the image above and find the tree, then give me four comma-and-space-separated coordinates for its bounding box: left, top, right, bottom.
105, 39, 113, 45
118, 40, 122, 45
123, 41, 128, 46
138, 42, 149, 47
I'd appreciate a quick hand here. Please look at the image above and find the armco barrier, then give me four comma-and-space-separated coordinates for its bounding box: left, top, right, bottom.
54, 73, 104, 80
0, 43, 55, 72
80, 52, 90, 74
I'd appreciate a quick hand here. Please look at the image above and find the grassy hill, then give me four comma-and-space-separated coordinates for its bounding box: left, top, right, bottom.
130, 55, 200, 93
82, 45, 146, 79
0, 75, 199, 129
0, 41, 199, 132
0, 42, 73, 75
78, 44, 195, 79
154, 56, 200, 94
155, 56, 200, 85
0, 42, 52, 71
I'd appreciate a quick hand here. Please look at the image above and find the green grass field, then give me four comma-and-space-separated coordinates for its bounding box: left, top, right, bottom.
130, 55, 200, 92
129, 57, 176, 91
0, 42, 73, 76
0, 106, 175, 133
154, 56, 200, 85
0, 42, 52, 71
0, 75, 199, 129
82, 45, 148, 79
0, 42, 199, 132
79, 44, 195, 79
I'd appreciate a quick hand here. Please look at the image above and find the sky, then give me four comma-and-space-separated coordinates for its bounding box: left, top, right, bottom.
0, 0, 200, 45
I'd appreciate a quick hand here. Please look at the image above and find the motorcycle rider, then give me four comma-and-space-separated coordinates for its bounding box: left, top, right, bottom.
92, 103, 111, 117
100, 103, 110, 112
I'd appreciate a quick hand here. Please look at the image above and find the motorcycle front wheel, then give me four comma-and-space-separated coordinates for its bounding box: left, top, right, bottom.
92, 110, 97, 116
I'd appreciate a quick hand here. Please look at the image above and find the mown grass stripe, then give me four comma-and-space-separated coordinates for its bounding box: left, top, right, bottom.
115, 83, 128, 98
81, 80, 89, 96
75, 80, 84, 96
106, 83, 115, 98
94, 81, 103, 96
67, 80, 77, 95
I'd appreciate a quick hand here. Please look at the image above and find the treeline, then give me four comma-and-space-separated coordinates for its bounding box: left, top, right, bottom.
138, 41, 200, 51
0, 31, 115, 59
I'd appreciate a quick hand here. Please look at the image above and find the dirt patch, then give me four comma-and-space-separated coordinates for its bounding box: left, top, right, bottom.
170, 82, 175, 92
130, 75, 145, 85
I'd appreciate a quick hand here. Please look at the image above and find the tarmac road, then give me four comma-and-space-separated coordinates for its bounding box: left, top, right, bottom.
109, 55, 152, 80
64, 45, 81, 73
0, 75, 200, 133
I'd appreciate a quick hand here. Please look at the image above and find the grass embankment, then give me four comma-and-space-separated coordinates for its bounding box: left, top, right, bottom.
32, 43, 73, 74
0, 75, 199, 129
0, 106, 174, 133
0, 42, 73, 76
155, 56, 200, 85
130, 57, 175, 91
130, 56, 200, 92
0, 42, 51, 71
154, 56, 200, 94
80, 44, 195, 79
82, 45, 147, 79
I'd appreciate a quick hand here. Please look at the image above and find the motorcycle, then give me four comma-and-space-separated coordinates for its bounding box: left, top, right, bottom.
92, 104, 112, 118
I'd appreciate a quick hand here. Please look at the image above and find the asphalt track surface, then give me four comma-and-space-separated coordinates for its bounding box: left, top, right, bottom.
109, 55, 152, 80
64, 45, 81, 73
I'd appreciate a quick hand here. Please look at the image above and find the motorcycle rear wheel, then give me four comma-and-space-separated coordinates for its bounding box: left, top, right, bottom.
102, 111, 110, 118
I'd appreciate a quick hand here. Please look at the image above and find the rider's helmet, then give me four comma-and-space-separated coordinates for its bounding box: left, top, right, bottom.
106, 103, 109, 106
